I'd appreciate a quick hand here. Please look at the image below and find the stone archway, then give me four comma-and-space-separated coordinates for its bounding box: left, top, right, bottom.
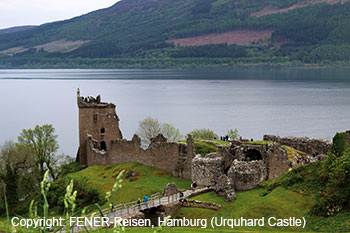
244, 149, 262, 161
100, 141, 107, 151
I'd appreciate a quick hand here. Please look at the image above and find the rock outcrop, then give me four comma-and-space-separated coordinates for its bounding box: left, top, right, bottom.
162, 183, 179, 197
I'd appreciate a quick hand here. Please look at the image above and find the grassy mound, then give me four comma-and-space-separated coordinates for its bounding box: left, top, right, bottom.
259, 162, 322, 195
67, 162, 191, 205
174, 187, 313, 232
180, 139, 228, 156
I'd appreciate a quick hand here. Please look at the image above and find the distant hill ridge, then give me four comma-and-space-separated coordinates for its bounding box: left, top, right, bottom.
0, 26, 37, 35
2, 0, 350, 66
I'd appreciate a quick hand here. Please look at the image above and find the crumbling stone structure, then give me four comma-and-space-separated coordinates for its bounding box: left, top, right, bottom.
192, 142, 289, 191
191, 152, 225, 186
228, 160, 267, 191
77, 90, 195, 179
162, 183, 179, 197
263, 134, 331, 155
77, 89, 122, 165
214, 175, 236, 201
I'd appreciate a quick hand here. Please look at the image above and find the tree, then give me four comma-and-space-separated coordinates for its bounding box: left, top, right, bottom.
161, 123, 183, 142
227, 128, 240, 140
17, 124, 59, 180
189, 128, 218, 140
0, 141, 38, 214
137, 117, 161, 146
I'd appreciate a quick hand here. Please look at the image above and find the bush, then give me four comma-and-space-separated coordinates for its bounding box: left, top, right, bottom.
47, 177, 105, 214
331, 132, 346, 156
189, 129, 218, 140
313, 145, 350, 216
58, 162, 83, 178
227, 128, 240, 140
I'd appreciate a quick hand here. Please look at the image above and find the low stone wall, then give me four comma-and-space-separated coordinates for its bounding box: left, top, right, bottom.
263, 135, 331, 155
186, 187, 214, 198
180, 199, 221, 210
158, 201, 182, 217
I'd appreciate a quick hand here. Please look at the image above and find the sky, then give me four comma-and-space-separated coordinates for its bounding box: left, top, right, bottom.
0, 0, 120, 30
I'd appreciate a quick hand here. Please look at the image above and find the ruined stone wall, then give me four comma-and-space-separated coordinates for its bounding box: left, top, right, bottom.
77, 91, 122, 166
265, 143, 289, 180
191, 143, 289, 190
228, 160, 267, 191
85, 134, 194, 179
191, 153, 225, 186
263, 135, 331, 155
233, 143, 288, 180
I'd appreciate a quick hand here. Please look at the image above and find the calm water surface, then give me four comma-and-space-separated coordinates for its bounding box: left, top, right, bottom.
0, 68, 349, 157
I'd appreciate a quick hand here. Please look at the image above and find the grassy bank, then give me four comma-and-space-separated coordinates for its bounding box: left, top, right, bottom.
2, 57, 350, 69
175, 187, 313, 232
67, 162, 191, 205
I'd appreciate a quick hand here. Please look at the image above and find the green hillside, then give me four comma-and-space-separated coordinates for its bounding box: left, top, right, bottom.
2, 161, 349, 232
66, 162, 191, 205
2, 0, 350, 67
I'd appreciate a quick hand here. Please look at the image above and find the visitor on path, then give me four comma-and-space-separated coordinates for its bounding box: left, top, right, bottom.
137, 198, 141, 209
109, 203, 114, 212
144, 195, 148, 208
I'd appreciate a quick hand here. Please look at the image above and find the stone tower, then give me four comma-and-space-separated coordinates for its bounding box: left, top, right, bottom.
77, 89, 122, 165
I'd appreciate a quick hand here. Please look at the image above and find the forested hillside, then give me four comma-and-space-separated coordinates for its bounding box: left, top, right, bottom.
2, 0, 350, 68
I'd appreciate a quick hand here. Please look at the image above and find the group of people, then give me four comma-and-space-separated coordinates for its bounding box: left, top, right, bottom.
220, 135, 230, 141
136, 195, 149, 209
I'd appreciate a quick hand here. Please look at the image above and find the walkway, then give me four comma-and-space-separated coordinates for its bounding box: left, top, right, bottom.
60, 187, 212, 233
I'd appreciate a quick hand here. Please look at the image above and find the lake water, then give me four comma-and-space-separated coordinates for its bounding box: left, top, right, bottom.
0, 68, 350, 157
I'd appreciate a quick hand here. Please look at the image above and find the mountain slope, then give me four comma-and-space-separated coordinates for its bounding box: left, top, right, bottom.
0, 26, 37, 35
2, 0, 350, 66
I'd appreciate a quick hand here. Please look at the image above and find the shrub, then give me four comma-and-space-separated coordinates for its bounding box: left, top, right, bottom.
331, 132, 346, 156
189, 128, 218, 140
47, 177, 105, 213
227, 128, 240, 140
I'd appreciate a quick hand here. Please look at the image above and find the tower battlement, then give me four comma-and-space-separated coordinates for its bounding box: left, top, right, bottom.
77, 89, 122, 165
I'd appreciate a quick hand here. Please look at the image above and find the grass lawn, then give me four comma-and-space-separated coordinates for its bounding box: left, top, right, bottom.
0, 217, 7, 232
174, 187, 314, 232
198, 139, 231, 146
67, 162, 191, 205
243, 141, 273, 146
179, 140, 221, 156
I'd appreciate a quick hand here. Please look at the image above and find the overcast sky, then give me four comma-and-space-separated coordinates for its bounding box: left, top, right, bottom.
0, 0, 120, 30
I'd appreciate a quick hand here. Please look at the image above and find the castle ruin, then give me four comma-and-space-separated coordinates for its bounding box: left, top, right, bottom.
77, 89, 195, 179
77, 90, 330, 194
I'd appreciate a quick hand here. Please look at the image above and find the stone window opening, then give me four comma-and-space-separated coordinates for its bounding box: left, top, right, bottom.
101, 128, 105, 134
100, 141, 107, 151
224, 166, 230, 175
244, 149, 262, 162
93, 114, 98, 123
